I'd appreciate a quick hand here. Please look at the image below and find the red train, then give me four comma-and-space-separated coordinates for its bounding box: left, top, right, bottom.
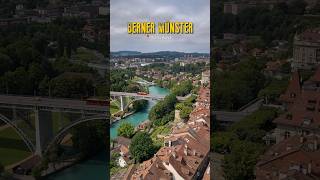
86, 98, 109, 106
137, 92, 148, 95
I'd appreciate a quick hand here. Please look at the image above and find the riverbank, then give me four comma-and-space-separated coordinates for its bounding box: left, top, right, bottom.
111, 111, 135, 124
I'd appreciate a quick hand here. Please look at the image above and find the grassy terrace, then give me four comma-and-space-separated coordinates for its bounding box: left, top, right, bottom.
150, 125, 171, 147
111, 100, 120, 115
73, 47, 102, 64
0, 127, 31, 166
0, 112, 73, 166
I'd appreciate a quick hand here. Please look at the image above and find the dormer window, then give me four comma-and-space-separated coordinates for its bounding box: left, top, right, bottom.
306, 105, 315, 111
303, 118, 313, 126
286, 113, 292, 120
290, 93, 296, 98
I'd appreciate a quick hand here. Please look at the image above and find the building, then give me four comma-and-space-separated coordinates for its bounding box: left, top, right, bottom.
113, 136, 132, 168
223, 1, 282, 15
275, 68, 320, 143
129, 86, 210, 180
0, 17, 30, 27
256, 134, 320, 179
263, 60, 287, 79
201, 70, 210, 85
292, 28, 320, 70
202, 163, 210, 180
131, 123, 210, 180
223, 2, 246, 15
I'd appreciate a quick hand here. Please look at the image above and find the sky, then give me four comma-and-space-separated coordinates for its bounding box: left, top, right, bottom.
110, 0, 210, 53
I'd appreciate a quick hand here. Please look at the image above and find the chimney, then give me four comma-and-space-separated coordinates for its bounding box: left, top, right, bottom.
169, 140, 172, 147
184, 146, 188, 156
308, 161, 312, 174
193, 149, 196, 156
300, 136, 304, 143
172, 152, 176, 159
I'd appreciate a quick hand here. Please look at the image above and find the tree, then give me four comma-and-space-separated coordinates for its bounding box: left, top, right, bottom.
172, 80, 193, 96
0, 163, 4, 174
224, 141, 264, 180
132, 99, 148, 112
117, 122, 134, 138
288, 0, 307, 15
129, 132, 155, 163
180, 106, 192, 120
0, 67, 32, 94
28, 63, 45, 93
149, 93, 177, 123
50, 73, 94, 98
153, 111, 175, 126
0, 53, 12, 76
126, 83, 142, 93
72, 122, 105, 158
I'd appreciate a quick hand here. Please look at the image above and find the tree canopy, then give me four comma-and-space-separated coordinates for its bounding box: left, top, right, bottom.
149, 94, 177, 126
129, 132, 155, 163
117, 122, 135, 138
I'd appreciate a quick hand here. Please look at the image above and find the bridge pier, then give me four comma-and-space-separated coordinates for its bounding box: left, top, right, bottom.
120, 96, 125, 111
35, 110, 53, 156
12, 106, 17, 125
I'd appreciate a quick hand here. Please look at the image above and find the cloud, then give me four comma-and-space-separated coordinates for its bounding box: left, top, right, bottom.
110, 0, 210, 53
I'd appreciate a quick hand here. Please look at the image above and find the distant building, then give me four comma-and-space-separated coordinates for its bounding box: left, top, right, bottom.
224, 2, 246, 15
98, 7, 108, 15
201, 70, 210, 85
0, 17, 30, 27
223, 1, 281, 15
292, 28, 320, 70
263, 60, 286, 79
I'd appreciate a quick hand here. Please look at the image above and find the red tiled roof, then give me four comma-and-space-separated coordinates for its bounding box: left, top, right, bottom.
309, 66, 320, 82
256, 135, 320, 179
297, 28, 320, 43
279, 71, 301, 104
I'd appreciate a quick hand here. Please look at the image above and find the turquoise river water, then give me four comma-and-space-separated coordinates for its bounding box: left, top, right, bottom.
48, 86, 169, 180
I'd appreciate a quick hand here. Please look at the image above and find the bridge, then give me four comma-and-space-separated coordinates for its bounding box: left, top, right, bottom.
213, 98, 264, 127
110, 91, 187, 111
213, 111, 249, 127
0, 95, 108, 156
134, 79, 155, 86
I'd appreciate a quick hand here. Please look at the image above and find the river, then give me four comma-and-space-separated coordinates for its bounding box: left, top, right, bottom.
110, 86, 170, 139
48, 85, 169, 180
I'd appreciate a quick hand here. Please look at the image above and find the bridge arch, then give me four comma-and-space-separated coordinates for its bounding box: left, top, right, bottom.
44, 115, 107, 155
0, 113, 35, 152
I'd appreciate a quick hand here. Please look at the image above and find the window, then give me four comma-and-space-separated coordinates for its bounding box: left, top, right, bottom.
284, 131, 291, 139
308, 100, 317, 104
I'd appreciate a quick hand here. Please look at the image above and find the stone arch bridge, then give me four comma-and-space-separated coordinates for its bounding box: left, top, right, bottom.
0, 95, 108, 156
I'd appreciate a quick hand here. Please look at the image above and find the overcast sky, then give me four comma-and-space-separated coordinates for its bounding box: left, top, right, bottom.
110, 0, 210, 53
